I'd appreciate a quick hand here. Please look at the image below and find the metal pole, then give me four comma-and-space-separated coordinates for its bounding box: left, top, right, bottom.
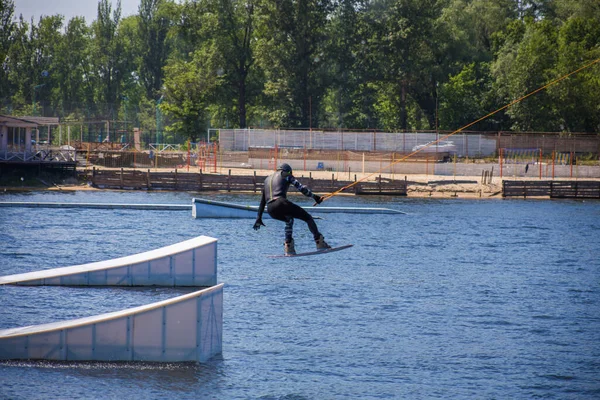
499, 148, 503, 179
539, 149, 542, 179
156, 95, 164, 148
435, 83, 438, 160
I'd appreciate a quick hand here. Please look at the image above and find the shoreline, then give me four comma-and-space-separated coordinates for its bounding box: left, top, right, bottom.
1, 184, 501, 199
3, 166, 598, 199
0, 185, 503, 199
0, 179, 511, 200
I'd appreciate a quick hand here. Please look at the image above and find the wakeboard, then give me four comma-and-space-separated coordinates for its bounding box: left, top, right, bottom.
269, 244, 353, 258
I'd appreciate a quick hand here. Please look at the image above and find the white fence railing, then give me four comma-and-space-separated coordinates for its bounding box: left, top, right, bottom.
218, 129, 497, 157
0, 148, 77, 162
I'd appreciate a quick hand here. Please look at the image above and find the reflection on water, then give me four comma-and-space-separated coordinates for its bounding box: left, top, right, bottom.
0, 359, 225, 397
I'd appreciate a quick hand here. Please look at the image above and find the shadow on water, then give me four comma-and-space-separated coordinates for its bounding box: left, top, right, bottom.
0, 358, 226, 395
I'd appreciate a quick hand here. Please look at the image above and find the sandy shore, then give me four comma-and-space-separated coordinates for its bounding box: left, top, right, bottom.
4, 166, 597, 199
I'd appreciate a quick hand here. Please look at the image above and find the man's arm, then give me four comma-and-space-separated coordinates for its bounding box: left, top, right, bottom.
254, 189, 267, 230
257, 189, 266, 219
287, 175, 313, 197
288, 175, 322, 203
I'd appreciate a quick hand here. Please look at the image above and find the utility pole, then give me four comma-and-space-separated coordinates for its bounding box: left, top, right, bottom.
156, 95, 164, 149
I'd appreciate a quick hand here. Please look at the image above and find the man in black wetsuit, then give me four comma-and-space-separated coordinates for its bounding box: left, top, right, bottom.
253, 163, 331, 255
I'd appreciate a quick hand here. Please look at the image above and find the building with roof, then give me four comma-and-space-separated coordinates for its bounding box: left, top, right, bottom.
0, 115, 76, 181
0, 115, 60, 161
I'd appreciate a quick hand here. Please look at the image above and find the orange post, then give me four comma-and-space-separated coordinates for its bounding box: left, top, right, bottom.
213, 142, 217, 173
570, 151, 573, 178
303, 147, 306, 171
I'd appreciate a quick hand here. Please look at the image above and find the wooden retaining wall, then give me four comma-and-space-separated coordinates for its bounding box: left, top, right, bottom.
503, 180, 600, 198
87, 168, 408, 196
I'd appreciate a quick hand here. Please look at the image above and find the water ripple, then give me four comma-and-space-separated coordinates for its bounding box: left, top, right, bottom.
1, 192, 599, 399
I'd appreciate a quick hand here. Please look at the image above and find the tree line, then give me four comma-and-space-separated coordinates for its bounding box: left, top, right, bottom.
1, 0, 599, 142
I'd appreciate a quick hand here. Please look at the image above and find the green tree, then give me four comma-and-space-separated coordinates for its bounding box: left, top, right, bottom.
4, 15, 63, 115
441, 0, 517, 60
171, 0, 209, 58
492, 18, 559, 131
118, 15, 145, 126
365, 0, 457, 130
210, 0, 259, 128
34, 15, 64, 115
439, 63, 493, 130
554, 0, 600, 20
549, 16, 600, 132
255, 0, 331, 128
138, 0, 173, 100
91, 0, 128, 117
320, 0, 373, 129
162, 46, 224, 141
514, 0, 555, 20
0, 0, 15, 107
53, 17, 92, 118
4, 16, 31, 111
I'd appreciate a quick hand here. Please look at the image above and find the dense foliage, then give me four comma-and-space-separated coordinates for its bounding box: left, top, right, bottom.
1, 0, 599, 141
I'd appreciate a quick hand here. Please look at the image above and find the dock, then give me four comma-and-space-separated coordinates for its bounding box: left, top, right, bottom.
84, 168, 409, 195
503, 180, 600, 198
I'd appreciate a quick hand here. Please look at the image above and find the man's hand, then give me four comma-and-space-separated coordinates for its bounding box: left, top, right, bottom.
313, 194, 323, 204
253, 218, 266, 230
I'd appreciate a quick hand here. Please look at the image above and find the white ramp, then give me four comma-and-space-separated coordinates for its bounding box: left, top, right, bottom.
0, 201, 191, 210
0, 236, 217, 287
0, 284, 223, 362
192, 197, 406, 218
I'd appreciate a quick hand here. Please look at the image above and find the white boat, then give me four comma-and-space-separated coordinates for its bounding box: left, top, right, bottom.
192, 198, 405, 218
412, 140, 457, 154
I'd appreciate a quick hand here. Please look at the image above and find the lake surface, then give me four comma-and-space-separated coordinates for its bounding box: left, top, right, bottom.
1, 190, 599, 399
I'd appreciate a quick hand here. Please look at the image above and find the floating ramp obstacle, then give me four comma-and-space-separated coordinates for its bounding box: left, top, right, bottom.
0, 201, 191, 211
192, 198, 405, 218
0, 284, 223, 362
0, 235, 217, 287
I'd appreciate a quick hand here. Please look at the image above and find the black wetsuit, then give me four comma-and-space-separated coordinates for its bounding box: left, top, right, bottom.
257, 171, 320, 243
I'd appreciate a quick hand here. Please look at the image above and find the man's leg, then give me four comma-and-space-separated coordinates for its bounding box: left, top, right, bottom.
268, 199, 295, 243
285, 201, 320, 241
281, 200, 330, 249
267, 200, 296, 254
284, 216, 294, 243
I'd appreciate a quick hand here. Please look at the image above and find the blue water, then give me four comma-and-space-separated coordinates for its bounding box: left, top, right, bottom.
1, 190, 599, 399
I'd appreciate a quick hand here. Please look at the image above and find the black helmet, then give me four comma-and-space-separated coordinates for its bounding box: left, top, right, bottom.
277, 163, 292, 173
